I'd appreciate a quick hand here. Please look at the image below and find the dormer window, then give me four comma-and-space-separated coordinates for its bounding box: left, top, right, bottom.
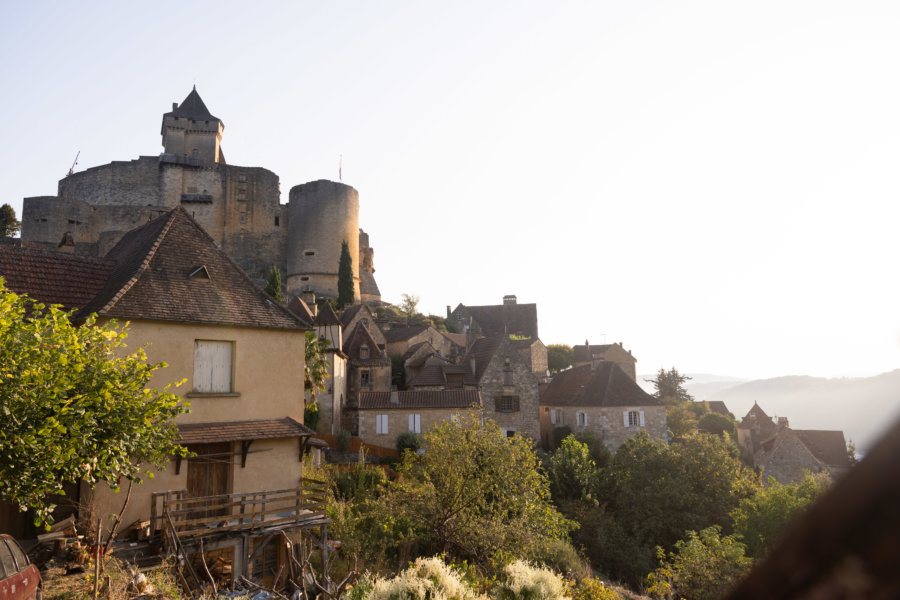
360, 345, 369, 360
190, 265, 211, 280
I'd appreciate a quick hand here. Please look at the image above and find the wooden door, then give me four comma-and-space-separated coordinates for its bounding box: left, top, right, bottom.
186, 443, 232, 517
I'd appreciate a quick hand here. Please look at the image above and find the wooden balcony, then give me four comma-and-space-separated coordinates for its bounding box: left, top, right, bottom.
151, 478, 328, 542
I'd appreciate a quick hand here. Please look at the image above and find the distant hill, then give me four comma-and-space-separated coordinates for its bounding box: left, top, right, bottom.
637, 370, 900, 454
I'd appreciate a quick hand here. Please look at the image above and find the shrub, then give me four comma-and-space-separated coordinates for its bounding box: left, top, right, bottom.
551, 426, 573, 450
367, 556, 486, 600
571, 577, 622, 600
331, 464, 388, 501
496, 560, 569, 600
573, 431, 611, 469
397, 430, 423, 454
525, 538, 590, 581
304, 404, 320, 432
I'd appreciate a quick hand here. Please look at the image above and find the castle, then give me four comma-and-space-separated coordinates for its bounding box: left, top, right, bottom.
20, 87, 380, 303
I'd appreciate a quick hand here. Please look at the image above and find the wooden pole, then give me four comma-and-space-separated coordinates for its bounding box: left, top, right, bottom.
93, 518, 102, 600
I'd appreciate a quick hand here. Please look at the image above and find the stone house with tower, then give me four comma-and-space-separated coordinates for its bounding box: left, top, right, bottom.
19, 87, 380, 304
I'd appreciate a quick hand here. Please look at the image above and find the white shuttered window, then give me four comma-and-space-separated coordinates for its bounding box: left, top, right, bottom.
376, 414, 389, 434
193, 340, 233, 393
409, 414, 422, 433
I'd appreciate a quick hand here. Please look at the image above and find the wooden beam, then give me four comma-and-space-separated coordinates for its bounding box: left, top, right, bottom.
241, 440, 253, 468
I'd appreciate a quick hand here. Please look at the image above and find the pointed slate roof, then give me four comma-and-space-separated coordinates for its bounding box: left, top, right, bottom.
383, 324, 429, 343
462, 335, 505, 382
793, 430, 851, 468
77, 208, 307, 330
343, 322, 390, 366
541, 362, 660, 407
286, 296, 315, 327
463, 302, 538, 339
166, 86, 218, 121
314, 301, 341, 326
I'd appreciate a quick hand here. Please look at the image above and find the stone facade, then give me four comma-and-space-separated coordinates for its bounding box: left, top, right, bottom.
356, 406, 459, 448
539, 403, 667, 451
19, 88, 379, 302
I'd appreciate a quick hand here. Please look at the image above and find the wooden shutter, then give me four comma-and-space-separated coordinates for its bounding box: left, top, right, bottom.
194, 341, 232, 393
640, 410, 645, 427
623, 411, 629, 427
409, 414, 421, 433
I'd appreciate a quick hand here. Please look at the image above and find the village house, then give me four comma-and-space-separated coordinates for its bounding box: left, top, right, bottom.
447, 295, 539, 339
288, 295, 348, 436
737, 403, 851, 484
382, 323, 457, 360
0, 208, 327, 580
463, 334, 549, 439
355, 390, 483, 449
539, 362, 666, 451
343, 322, 392, 403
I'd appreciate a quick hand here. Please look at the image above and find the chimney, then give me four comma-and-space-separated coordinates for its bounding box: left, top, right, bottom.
446, 305, 451, 319
503, 295, 517, 305
57, 232, 75, 254
390, 389, 399, 405
777, 416, 789, 428
301, 288, 317, 317
172, 102, 178, 110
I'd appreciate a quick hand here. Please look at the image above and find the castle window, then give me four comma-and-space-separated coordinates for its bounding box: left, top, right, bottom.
240, 212, 246, 224
300, 276, 309, 282
239, 175, 247, 183
274, 216, 279, 227
304, 250, 316, 256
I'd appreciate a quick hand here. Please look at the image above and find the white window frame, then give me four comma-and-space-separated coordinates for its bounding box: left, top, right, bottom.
193, 340, 234, 393
376, 414, 389, 435
577, 411, 588, 427
408, 413, 422, 434
624, 409, 645, 427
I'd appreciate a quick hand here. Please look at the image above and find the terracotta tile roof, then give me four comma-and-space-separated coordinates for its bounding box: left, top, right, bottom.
383, 324, 429, 343
541, 362, 660, 407
466, 303, 538, 338
794, 430, 851, 468
358, 390, 482, 410
343, 322, 390, 366
439, 331, 467, 348
0, 242, 113, 309
286, 296, 315, 326
178, 417, 314, 444
79, 208, 307, 330
314, 301, 341, 325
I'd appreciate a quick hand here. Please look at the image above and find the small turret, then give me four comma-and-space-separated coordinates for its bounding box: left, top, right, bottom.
160, 86, 225, 164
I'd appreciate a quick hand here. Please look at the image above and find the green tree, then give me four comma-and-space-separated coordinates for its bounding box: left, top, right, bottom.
547, 344, 574, 374
0, 204, 20, 237
646, 526, 752, 600
646, 367, 693, 404
846, 439, 858, 467
396, 412, 572, 565
666, 403, 699, 438
305, 331, 330, 409
0, 282, 188, 524
263, 265, 285, 304
730, 472, 830, 558
337, 240, 354, 308
698, 412, 737, 438
399, 293, 420, 323
548, 435, 600, 502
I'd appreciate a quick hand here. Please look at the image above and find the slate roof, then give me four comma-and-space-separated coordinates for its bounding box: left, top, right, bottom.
462, 335, 505, 382
78, 208, 306, 330
360, 270, 380, 298
794, 430, 851, 468
465, 302, 538, 338
0, 242, 113, 309
541, 362, 661, 407
314, 301, 341, 325
178, 417, 314, 444
383, 324, 429, 343
286, 296, 315, 326
573, 344, 615, 363
164, 86, 219, 121
357, 390, 482, 410
407, 356, 477, 388
343, 322, 390, 366
439, 331, 467, 349
705, 400, 731, 416
339, 304, 367, 329
740, 402, 777, 430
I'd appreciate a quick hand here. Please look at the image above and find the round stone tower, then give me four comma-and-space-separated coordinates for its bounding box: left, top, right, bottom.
286, 180, 360, 300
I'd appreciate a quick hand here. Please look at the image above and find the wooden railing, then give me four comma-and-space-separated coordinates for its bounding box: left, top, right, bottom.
151, 478, 328, 540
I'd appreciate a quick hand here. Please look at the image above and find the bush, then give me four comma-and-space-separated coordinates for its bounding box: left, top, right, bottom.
496, 560, 569, 600
304, 405, 320, 432
331, 464, 388, 501
551, 426, 572, 450
397, 430, 423, 454
571, 577, 622, 600
525, 538, 590, 581
697, 412, 736, 438
573, 431, 611, 469
367, 556, 485, 600
548, 436, 599, 503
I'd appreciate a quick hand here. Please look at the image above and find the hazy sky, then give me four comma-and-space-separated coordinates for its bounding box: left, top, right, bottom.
3, 1, 899, 380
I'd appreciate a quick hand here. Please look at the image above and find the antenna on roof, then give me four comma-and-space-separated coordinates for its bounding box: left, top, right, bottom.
339, 154, 343, 182
67, 151, 80, 177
